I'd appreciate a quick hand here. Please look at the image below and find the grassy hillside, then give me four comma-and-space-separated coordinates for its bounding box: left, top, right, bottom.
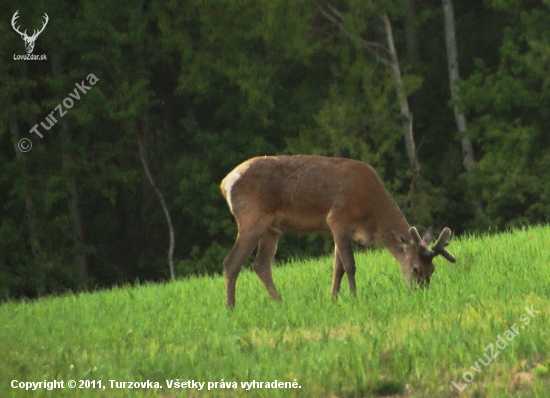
1, 226, 549, 397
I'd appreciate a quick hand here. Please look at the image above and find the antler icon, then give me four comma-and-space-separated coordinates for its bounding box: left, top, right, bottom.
11, 11, 49, 54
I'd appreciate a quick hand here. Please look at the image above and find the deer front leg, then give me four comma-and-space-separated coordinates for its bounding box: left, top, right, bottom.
223, 213, 275, 308
333, 235, 357, 297
224, 230, 264, 308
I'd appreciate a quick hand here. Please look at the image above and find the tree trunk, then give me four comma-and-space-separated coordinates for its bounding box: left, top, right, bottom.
9, 120, 42, 259
51, 55, 88, 280
10, 62, 45, 295
319, 6, 422, 176
381, 14, 421, 176
134, 1, 176, 280
442, 0, 483, 216
405, 0, 419, 63
136, 131, 176, 280
64, 157, 88, 280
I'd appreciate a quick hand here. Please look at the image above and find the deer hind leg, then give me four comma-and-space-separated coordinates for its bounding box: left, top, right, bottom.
332, 234, 357, 297
224, 215, 274, 308
252, 228, 281, 301
331, 244, 345, 297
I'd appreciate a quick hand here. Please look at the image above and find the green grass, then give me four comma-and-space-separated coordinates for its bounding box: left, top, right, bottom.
1, 226, 549, 397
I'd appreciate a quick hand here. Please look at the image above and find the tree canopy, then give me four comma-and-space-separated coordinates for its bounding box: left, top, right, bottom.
1, 0, 549, 299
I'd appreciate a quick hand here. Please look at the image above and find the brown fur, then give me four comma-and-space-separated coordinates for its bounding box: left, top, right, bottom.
221, 155, 455, 308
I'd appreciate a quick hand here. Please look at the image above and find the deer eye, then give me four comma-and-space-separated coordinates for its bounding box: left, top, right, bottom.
413, 267, 420, 274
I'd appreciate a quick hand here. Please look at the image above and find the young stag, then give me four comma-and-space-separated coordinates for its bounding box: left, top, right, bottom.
221, 155, 456, 308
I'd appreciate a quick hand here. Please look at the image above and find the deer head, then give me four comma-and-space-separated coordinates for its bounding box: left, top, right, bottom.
11, 11, 49, 54
394, 227, 456, 288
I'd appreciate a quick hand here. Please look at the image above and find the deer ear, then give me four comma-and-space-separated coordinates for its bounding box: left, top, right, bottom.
422, 227, 433, 245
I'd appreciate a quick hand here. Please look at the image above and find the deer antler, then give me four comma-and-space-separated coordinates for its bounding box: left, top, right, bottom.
10, 11, 48, 39
409, 226, 435, 258
27, 13, 49, 40
431, 227, 456, 263
11, 11, 25, 37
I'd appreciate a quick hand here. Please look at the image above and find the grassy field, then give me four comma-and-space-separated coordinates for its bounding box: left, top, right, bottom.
1, 226, 549, 397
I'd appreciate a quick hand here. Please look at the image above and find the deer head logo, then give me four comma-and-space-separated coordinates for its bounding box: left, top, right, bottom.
11, 11, 49, 54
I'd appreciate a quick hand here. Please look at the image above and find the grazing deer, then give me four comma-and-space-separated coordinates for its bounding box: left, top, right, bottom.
221, 155, 456, 308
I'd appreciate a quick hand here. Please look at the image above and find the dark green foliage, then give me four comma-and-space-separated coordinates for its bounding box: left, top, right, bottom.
1, 0, 548, 299
461, 0, 550, 230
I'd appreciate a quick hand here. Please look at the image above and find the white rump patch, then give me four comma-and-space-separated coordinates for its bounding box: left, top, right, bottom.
222, 158, 255, 213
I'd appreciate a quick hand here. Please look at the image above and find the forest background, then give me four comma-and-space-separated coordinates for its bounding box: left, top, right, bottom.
2, 0, 549, 299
